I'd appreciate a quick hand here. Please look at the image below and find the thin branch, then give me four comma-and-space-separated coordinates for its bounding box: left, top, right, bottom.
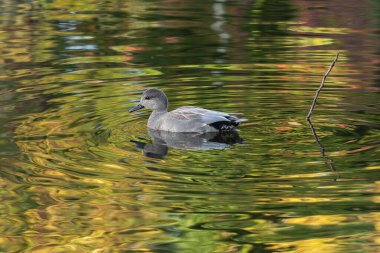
306, 52, 340, 120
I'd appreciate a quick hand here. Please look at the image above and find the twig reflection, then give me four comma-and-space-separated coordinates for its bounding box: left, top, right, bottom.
307, 119, 338, 180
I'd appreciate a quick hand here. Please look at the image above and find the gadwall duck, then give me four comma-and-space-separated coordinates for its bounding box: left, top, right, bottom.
129, 88, 246, 133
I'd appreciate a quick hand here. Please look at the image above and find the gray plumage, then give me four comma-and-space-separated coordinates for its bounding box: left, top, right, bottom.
129, 88, 247, 133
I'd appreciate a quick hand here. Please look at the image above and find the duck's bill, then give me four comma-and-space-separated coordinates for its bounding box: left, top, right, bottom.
129, 104, 144, 113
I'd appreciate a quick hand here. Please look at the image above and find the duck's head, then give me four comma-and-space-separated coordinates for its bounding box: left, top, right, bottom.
129, 88, 168, 113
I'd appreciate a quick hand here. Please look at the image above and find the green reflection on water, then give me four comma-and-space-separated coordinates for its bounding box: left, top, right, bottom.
0, 0, 379, 252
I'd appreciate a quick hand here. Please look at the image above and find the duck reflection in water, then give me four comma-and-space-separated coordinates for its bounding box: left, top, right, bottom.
132, 129, 243, 159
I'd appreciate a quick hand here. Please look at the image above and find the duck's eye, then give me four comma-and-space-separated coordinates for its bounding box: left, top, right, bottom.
145, 96, 151, 100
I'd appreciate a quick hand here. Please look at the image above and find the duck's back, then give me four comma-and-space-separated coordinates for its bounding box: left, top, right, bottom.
152, 106, 243, 132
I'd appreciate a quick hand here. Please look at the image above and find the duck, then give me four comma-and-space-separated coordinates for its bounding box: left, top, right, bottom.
129, 88, 246, 133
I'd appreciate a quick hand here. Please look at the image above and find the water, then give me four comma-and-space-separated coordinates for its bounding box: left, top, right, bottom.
0, 0, 379, 252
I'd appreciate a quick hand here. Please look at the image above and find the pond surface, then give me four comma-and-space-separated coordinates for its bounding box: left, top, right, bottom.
0, 0, 379, 252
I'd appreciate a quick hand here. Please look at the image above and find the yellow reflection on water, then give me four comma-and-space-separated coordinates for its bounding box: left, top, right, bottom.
268, 238, 340, 253
284, 215, 349, 226
288, 26, 349, 34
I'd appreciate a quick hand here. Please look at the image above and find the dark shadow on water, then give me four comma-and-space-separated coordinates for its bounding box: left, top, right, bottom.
132, 129, 243, 159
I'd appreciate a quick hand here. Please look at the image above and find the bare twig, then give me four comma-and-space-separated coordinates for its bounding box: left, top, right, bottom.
305, 52, 340, 180
306, 52, 340, 120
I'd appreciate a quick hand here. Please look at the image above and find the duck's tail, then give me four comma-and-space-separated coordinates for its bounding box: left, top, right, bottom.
235, 118, 248, 124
